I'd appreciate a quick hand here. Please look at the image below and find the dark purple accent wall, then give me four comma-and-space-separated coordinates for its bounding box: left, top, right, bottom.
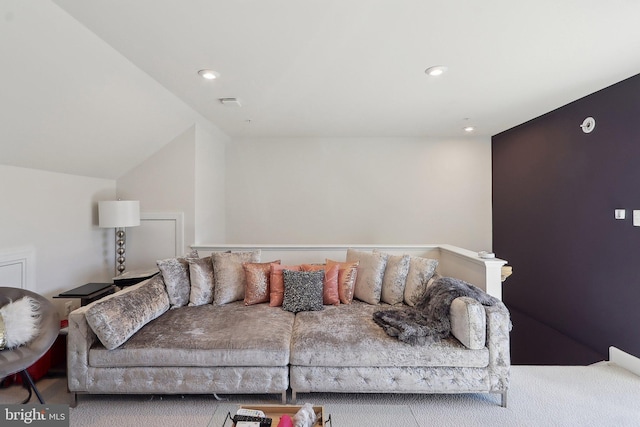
492, 73, 640, 361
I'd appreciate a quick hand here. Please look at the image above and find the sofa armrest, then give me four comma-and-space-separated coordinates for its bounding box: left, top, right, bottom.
66, 278, 157, 392
67, 305, 97, 392
485, 301, 511, 392
449, 296, 486, 350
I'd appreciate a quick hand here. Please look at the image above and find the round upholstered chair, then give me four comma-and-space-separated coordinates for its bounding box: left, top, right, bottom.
0, 287, 59, 404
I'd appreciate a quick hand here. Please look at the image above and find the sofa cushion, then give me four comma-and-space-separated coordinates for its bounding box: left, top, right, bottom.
346, 249, 389, 305
212, 250, 261, 305
290, 302, 488, 368
187, 256, 214, 306
325, 259, 359, 304
243, 260, 280, 306
88, 302, 295, 367
404, 256, 439, 307
282, 270, 324, 313
450, 296, 486, 350
86, 276, 170, 350
378, 252, 410, 305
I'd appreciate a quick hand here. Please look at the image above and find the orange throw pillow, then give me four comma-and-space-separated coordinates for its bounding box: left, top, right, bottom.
243, 260, 280, 305
269, 264, 302, 306
325, 259, 359, 304
301, 264, 340, 305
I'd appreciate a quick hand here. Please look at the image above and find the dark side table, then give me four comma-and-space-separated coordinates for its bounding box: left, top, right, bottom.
54, 282, 115, 306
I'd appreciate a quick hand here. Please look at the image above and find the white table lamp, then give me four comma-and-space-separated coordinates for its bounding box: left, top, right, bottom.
98, 200, 140, 275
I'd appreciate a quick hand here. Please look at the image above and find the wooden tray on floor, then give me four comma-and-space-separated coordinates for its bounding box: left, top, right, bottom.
223, 404, 329, 426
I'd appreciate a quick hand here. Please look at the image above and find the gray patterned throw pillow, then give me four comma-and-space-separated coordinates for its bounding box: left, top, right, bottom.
404, 256, 439, 306
282, 269, 324, 313
157, 251, 198, 308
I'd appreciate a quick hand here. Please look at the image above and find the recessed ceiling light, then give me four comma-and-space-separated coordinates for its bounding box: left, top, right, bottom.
464, 126, 475, 132
425, 65, 447, 76
198, 69, 219, 80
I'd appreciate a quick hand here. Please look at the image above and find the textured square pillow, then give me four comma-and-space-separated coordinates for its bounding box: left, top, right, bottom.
282, 269, 324, 313
346, 249, 389, 305
212, 250, 261, 305
301, 263, 340, 305
156, 251, 199, 308
86, 275, 170, 350
325, 259, 359, 304
187, 256, 214, 306
376, 252, 411, 305
269, 264, 302, 307
404, 256, 439, 306
243, 260, 281, 305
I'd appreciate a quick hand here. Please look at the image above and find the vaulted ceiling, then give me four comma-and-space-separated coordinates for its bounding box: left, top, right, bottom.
2, 1, 640, 178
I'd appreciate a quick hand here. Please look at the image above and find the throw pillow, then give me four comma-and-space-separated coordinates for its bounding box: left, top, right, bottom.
300, 263, 340, 305
376, 252, 411, 305
325, 259, 359, 304
282, 269, 324, 313
211, 250, 261, 305
346, 249, 389, 305
269, 264, 302, 307
404, 256, 439, 306
86, 275, 170, 350
156, 250, 199, 308
243, 260, 281, 305
0, 296, 40, 350
187, 256, 214, 306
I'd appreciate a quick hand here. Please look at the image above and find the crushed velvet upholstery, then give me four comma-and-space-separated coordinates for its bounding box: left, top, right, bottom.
404, 256, 439, 306
89, 302, 294, 367
243, 260, 280, 305
325, 259, 358, 304
347, 249, 389, 305
68, 259, 510, 405
378, 253, 411, 305
212, 250, 261, 305
450, 296, 486, 350
85, 276, 169, 350
290, 298, 511, 398
290, 301, 488, 368
156, 255, 195, 308
188, 256, 214, 306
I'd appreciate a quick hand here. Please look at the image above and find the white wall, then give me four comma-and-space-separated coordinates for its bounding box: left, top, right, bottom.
0, 165, 115, 316
117, 123, 228, 268
117, 126, 196, 267
225, 137, 492, 251
195, 125, 228, 244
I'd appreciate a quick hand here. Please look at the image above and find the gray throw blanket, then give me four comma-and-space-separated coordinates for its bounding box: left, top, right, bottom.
373, 276, 500, 345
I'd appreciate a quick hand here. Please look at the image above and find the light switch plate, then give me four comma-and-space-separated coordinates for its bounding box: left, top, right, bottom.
634, 210, 640, 226
615, 209, 626, 219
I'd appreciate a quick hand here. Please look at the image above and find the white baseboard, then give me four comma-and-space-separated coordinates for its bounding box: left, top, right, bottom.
609, 346, 640, 377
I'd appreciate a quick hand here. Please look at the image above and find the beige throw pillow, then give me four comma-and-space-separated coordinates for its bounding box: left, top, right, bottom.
346, 249, 389, 305
212, 250, 261, 305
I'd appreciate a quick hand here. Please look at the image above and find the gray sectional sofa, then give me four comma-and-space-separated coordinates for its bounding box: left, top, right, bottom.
67, 244, 511, 407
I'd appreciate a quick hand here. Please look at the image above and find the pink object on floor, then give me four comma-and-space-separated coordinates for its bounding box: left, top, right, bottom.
277, 414, 293, 427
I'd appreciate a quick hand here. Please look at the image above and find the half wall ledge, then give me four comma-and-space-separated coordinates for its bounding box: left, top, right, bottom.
191, 244, 507, 300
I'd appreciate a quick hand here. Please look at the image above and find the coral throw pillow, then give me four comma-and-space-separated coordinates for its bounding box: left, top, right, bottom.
301, 264, 340, 305
269, 264, 302, 307
325, 259, 359, 304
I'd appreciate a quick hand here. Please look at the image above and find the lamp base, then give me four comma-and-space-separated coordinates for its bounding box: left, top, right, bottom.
115, 228, 127, 275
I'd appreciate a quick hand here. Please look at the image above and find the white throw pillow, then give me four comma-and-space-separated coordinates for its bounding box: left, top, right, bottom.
0, 296, 40, 349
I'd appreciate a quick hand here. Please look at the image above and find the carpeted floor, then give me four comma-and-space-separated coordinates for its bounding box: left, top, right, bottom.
1, 363, 638, 426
